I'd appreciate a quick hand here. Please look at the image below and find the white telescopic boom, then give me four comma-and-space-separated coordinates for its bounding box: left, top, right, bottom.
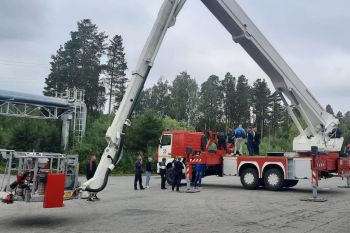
82, 0, 186, 192
201, 0, 343, 152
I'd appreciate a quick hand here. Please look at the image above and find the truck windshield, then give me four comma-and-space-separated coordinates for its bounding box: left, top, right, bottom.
160, 135, 171, 146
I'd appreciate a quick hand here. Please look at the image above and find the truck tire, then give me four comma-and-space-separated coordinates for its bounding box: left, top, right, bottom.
263, 168, 284, 191
284, 179, 299, 188
166, 167, 174, 186
240, 168, 259, 190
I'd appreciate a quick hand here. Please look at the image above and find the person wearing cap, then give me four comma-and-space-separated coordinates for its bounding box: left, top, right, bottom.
159, 158, 167, 189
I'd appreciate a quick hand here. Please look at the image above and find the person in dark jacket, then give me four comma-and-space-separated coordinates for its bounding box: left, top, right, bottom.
86, 154, 99, 201
201, 134, 208, 151
227, 128, 234, 145
218, 131, 227, 150
253, 127, 261, 155
172, 157, 184, 192
247, 127, 255, 156
159, 158, 167, 189
134, 156, 144, 190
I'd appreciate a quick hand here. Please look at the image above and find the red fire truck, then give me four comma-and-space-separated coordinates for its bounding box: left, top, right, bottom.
156, 130, 350, 194
81, 0, 350, 201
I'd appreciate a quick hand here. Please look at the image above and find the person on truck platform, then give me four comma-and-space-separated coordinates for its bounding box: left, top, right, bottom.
227, 128, 234, 145
218, 131, 227, 150
247, 127, 255, 156
253, 127, 261, 155
345, 144, 350, 156
234, 124, 246, 155
208, 139, 218, 153
201, 133, 208, 152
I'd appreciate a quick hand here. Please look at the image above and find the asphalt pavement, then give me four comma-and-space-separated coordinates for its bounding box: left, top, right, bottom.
1, 175, 350, 233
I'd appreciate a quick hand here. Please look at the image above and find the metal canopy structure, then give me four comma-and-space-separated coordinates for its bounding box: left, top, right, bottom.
0, 89, 86, 149
0, 89, 71, 119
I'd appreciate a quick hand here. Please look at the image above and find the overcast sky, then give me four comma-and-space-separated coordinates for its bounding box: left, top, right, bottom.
0, 0, 349, 113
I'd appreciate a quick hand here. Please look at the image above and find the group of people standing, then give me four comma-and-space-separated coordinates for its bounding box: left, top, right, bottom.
134, 156, 154, 190
232, 125, 261, 156
134, 155, 185, 192
201, 125, 261, 156
218, 125, 261, 155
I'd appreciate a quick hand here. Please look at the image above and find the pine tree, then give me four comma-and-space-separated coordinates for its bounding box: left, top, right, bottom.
234, 75, 250, 127
105, 35, 128, 114
43, 46, 69, 96
44, 19, 107, 112
170, 72, 198, 125
251, 79, 271, 136
149, 78, 172, 116
336, 111, 343, 120
197, 75, 223, 130
221, 72, 236, 128
269, 92, 284, 137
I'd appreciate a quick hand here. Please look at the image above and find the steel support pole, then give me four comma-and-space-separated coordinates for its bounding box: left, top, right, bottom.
300, 154, 327, 202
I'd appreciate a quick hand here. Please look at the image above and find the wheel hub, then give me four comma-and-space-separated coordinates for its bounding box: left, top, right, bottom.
267, 173, 279, 186
244, 172, 255, 185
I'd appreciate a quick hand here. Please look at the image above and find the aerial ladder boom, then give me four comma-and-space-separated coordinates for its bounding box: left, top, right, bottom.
81, 0, 186, 192
82, 0, 343, 192
200, 0, 343, 152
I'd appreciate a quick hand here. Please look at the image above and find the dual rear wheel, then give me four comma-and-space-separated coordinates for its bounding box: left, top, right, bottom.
240, 167, 298, 191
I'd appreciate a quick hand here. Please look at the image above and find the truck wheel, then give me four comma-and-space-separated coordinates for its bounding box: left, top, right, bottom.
166, 167, 174, 186
284, 179, 299, 188
240, 168, 259, 190
264, 168, 284, 191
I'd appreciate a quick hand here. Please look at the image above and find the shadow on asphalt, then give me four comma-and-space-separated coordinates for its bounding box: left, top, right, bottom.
0, 215, 71, 229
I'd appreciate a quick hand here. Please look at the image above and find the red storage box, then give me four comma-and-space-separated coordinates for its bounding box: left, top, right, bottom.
43, 174, 65, 208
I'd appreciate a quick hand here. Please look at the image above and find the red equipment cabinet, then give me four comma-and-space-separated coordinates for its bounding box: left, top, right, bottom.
43, 174, 65, 208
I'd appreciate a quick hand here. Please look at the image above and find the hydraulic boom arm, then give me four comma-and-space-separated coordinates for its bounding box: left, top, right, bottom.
81, 0, 186, 192
200, 0, 343, 152
82, 0, 343, 192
